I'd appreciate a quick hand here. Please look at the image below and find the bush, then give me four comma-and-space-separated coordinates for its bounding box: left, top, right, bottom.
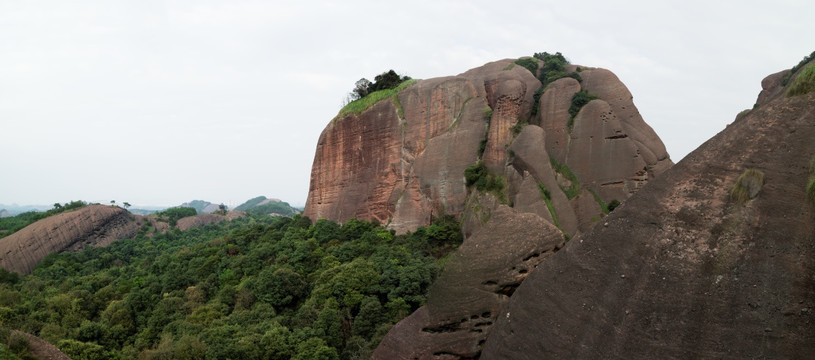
464, 162, 504, 194
514, 58, 538, 75
549, 157, 581, 199
533, 51, 582, 86
568, 90, 599, 131
781, 50, 815, 85
787, 63, 815, 97
482, 106, 493, 122
156, 207, 197, 227
537, 184, 560, 228
607, 199, 621, 212
730, 169, 765, 205
348, 70, 411, 101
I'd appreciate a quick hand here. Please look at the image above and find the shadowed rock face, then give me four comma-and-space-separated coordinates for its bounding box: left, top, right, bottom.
305, 59, 672, 235
481, 64, 815, 359
0, 205, 138, 274
373, 205, 565, 359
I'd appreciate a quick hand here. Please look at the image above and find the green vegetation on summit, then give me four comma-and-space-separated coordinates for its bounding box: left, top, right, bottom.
337, 70, 414, 120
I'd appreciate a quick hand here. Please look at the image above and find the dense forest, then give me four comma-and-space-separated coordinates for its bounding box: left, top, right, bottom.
0, 213, 462, 359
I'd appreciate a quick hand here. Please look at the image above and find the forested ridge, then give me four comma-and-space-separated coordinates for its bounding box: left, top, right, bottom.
0, 213, 462, 359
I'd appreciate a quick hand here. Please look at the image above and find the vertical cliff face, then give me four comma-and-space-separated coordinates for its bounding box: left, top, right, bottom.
307, 57, 674, 359
304, 58, 672, 236
481, 61, 815, 359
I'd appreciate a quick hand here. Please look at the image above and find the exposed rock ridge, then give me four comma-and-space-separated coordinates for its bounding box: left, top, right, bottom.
0, 205, 138, 274
305, 58, 672, 235
481, 62, 815, 359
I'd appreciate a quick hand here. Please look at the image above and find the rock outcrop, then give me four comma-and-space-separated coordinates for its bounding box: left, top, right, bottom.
305, 59, 671, 236
481, 60, 815, 358
351, 57, 673, 358
373, 204, 565, 359
0, 205, 139, 274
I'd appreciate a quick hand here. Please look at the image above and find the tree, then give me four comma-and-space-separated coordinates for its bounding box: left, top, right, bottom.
219, 203, 227, 215
53, 203, 63, 210
347, 70, 411, 101
351, 78, 371, 100
110, 200, 116, 206
122, 202, 131, 210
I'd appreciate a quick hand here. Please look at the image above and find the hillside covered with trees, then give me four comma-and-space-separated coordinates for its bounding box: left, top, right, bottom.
0, 213, 461, 359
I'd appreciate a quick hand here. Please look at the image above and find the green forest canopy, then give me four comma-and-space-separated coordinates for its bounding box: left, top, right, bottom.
0, 213, 462, 360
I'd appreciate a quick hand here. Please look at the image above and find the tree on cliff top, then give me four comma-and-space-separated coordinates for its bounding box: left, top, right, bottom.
349, 70, 411, 101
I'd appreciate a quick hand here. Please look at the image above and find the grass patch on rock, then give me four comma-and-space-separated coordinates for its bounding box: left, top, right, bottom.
730, 168, 765, 205
335, 79, 417, 120
787, 63, 815, 97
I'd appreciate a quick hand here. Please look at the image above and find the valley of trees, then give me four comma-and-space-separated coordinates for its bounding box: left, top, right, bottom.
0, 212, 462, 359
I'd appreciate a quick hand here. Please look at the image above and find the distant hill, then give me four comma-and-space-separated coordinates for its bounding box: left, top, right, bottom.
180, 200, 222, 214
0, 204, 51, 216
234, 196, 299, 216
0, 209, 10, 218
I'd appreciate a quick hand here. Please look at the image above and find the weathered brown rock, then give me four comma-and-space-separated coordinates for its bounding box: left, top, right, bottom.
508, 125, 578, 234
305, 60, 672, 235
373, 206, 564, 359
306, 59, 545, 233
0, 205, 138, 274
536, 77, 581, 163
314, 58, 674, 357
567, 99, 648, 202
482, 65, 815, 359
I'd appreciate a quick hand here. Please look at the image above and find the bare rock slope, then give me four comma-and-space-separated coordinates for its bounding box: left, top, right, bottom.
305, 58, 672, 235
320, 57, 675, 358
0, 205, 138, 274
481, 59, 815, 358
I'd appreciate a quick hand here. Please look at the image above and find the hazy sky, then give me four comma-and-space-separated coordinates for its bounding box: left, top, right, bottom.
1, 0, 811, 208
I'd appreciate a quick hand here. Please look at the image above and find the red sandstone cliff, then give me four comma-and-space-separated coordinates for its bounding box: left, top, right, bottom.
308, 57, 673, 358
305, 58, 672, 235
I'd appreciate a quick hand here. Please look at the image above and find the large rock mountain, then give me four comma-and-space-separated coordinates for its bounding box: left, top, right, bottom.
305, 56, 674, 358
481, 59, 815, 358
305, 58, 671, 235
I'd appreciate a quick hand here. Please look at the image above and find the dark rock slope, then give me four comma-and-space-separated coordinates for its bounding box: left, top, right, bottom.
481, 60, 815, 358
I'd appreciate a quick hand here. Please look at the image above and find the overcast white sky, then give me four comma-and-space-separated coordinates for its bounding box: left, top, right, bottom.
0, 0, 811, 208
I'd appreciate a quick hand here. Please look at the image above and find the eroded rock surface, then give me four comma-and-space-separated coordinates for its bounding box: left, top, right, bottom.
373, 206, 564, 359
482, 62, 815, 359
0, 205, 138, 274
305, 59, 672, 235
